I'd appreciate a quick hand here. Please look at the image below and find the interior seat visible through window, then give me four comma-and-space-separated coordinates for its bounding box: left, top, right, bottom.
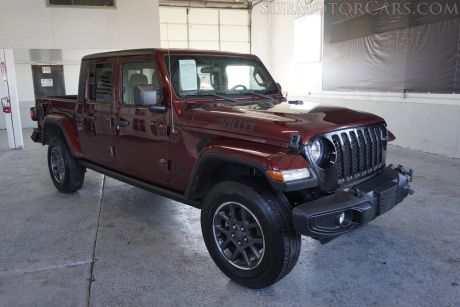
127, 73, 148, 104
122, 61, 162, 106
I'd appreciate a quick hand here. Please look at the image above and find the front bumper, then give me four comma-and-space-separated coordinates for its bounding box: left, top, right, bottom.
292, 165, 413, 243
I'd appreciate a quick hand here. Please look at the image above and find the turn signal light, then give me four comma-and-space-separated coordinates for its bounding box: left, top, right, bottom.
267, 168, 310, 183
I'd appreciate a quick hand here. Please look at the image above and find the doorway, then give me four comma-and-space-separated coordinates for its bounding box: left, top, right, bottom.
31, 65, 66, 97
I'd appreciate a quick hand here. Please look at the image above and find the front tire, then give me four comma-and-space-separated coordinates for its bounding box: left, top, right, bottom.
48, 137, 85, 193
201, 181, 301, 289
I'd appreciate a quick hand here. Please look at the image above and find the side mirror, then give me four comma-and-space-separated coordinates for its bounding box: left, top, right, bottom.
276, 82, 282, 93
149, 105, 166, 113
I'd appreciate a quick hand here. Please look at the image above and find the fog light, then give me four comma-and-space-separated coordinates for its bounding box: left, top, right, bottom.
336, 211, 351, 227
338, 212, 345, 225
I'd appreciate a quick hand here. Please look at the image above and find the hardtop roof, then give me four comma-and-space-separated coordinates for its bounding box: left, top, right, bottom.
82, 48, 257, 60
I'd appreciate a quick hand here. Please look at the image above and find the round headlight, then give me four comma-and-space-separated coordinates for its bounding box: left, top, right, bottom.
310, 139, 323, 163
308, 137, 336, 168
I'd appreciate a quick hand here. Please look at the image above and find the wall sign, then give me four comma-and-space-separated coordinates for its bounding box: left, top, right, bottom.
42, 66, 52, 74
41, 78, 54, 87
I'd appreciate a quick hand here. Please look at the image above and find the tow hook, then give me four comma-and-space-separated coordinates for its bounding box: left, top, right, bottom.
392, 164, 415, 197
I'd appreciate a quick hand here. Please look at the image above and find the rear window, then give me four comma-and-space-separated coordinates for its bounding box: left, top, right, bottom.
87, 63, 113, 102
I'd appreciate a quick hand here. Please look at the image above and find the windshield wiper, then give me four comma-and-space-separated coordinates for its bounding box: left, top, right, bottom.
182, 91, 237, 103
240, 91, 276, 101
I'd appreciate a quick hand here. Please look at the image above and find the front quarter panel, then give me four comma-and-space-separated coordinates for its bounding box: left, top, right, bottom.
185, 138, 312, 200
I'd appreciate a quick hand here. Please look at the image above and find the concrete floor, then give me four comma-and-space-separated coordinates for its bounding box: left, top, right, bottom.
0, 129, 459, 307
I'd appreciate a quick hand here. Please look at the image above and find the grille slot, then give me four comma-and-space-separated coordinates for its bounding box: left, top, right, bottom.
330, 125, 387, 183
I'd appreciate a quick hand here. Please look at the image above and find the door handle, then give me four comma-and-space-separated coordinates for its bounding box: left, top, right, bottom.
83, 113, 96, 121
115, 118, 129, 128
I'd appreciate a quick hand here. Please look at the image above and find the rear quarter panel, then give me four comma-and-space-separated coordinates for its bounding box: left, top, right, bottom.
37, 97, 82, 157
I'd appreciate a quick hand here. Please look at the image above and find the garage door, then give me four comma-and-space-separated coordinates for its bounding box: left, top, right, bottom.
160, 7, 250, 53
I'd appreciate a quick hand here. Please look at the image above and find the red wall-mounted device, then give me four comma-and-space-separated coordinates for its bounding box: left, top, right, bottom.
1, 97, 11, 114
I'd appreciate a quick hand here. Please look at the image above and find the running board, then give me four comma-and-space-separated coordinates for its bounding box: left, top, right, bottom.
78, 160, 198, 208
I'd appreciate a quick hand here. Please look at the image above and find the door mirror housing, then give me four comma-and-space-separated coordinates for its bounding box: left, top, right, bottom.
276, 82, 282, 93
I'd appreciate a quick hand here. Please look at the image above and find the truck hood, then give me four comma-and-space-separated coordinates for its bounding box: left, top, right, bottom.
184, 101, 385, 147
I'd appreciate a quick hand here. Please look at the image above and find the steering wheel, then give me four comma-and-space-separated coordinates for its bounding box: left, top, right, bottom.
230, 84, 248, 91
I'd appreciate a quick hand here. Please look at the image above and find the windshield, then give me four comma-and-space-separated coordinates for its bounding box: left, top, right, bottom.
164, 55, 279, 98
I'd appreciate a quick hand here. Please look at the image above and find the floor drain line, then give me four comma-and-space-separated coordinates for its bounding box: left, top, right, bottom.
87, 174, 106, 307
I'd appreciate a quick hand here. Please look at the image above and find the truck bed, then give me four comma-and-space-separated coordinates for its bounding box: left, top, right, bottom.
34, 95, 78, 141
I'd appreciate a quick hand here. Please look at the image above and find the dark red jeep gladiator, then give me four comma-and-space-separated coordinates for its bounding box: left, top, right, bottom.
30, 49, 413, 289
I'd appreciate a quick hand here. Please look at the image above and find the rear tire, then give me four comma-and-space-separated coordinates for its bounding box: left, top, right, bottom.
201, 180, 301, 289
48, 137, 85, 193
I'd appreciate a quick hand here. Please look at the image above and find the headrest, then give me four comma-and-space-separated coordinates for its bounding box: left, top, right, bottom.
129, 73, 148, 86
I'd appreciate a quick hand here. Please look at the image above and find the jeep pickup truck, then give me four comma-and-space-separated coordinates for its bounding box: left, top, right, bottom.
30, 49, 413, 289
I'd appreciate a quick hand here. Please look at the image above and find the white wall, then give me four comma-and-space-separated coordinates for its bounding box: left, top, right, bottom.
0, 0, 160, 49
251, 0, 460, 159
0, 49, 24, 148
252, 0, 323, 94
0, 0, 161, 129
9, 49, 104, 128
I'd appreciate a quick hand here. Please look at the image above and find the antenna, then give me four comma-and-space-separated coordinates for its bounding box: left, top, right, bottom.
166, 27, 177, 135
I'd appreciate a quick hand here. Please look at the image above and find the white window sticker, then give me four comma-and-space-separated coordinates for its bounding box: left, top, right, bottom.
42, 66, 51, 74
179, 59, 198, 91
41, 78, 54, 87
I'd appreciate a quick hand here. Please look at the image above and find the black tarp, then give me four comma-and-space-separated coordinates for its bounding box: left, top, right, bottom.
322, 0, 460, 93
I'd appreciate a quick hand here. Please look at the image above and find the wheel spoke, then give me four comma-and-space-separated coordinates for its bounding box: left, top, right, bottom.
250, 246, 262, 260
241, 208, 248, 222
217, 211, 230, 222
241, 249, 251, 267
246, 223, 259, 229
214, 225, 229, 236
230, 250, 241, 261
220, 238, 231, 250
252, 239, 263, 245
229, 204, 236, 219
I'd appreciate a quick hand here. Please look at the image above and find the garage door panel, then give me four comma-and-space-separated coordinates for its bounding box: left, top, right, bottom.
189, 8, 218, 25
220, 42, 250, 53
160, 24, 188, 41
220, 9, 249, 25
189, 41, 220, 51
159, 7, 187, 24
189, 25, 219, 41
161, 40, 188, 48
220, 25, 249, 42
160, 8, 250, 52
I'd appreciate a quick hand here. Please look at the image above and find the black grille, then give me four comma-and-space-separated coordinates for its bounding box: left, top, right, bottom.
330, 125, 387, 183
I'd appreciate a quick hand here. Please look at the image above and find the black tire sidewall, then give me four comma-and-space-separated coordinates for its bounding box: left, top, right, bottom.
201, 181, 291, 288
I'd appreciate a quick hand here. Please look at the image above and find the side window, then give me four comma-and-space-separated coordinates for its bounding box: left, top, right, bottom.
122, 61, 162, 106
88, 63, 113, 102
